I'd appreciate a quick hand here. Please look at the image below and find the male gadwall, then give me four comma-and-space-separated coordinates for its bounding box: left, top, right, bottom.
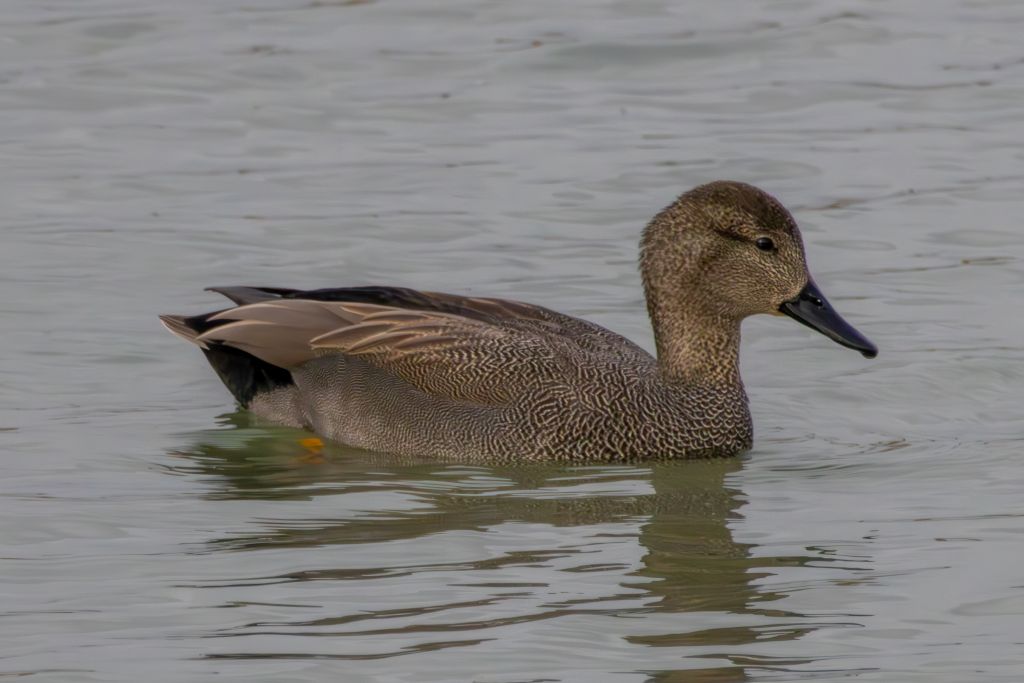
161, 181, 876, 461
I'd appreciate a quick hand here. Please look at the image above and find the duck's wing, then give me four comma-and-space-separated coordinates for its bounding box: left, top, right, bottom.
179, 296, 574, 404
205, 285, 652, 364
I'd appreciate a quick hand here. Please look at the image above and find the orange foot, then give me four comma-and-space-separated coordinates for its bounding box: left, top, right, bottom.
297, 437, 326, 464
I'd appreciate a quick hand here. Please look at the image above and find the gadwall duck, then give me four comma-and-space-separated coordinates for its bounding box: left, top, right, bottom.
161, 181, 876, 461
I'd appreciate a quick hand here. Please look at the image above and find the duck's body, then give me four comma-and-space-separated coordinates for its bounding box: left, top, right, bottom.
162, 181, 876, 461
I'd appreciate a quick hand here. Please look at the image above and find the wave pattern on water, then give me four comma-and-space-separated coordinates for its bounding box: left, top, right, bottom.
2, 0, 1024, 681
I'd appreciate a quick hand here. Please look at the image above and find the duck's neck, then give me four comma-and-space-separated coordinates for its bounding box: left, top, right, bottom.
639, 199, 747, 390
647, 297, 744, 388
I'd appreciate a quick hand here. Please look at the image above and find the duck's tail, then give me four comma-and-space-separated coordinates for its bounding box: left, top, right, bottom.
159, 305, 295, 408
159, 314, 207, 347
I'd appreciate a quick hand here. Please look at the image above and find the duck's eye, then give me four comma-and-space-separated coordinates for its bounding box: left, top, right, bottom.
755, 237, 775, 252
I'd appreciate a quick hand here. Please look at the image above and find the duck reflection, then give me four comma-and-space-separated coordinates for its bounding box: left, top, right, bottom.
169, 412, 829, 681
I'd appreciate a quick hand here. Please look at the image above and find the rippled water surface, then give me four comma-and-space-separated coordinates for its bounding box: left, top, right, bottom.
3, 0, 1024, 680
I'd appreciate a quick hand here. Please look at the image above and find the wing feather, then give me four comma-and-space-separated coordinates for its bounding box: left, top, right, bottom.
189, 288, 651, 404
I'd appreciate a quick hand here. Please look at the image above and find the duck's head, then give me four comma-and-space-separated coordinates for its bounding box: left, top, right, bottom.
641, 180, 877, 359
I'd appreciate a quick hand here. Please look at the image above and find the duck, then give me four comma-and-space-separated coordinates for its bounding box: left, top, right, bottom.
160, 181, 876, 461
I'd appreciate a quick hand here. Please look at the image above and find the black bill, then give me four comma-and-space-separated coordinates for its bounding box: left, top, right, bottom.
780, 280, 877, 358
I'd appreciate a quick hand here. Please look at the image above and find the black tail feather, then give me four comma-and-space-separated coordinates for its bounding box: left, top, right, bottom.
200, 344, 294, 408
204, 286, 298, 306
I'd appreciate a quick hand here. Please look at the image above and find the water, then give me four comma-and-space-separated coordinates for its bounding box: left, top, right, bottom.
2, 0, 1024, 680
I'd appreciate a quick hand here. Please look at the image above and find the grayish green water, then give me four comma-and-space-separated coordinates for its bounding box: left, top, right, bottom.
3, 0, 1024, 680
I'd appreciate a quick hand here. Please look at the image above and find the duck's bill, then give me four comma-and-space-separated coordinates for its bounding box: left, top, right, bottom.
779, 280, 878, 358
